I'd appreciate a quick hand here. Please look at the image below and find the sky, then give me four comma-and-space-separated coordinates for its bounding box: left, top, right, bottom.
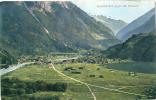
71, 0, 155, 23
1, 0, 154, 23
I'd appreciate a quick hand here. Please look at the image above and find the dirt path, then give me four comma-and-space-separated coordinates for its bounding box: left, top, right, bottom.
50, 62, 146, 98
49, 62, 97, 100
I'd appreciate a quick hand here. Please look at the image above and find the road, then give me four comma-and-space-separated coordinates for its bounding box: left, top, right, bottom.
0, 62, 35, 76
0, 56, 146, 99
49, 62, 97, 100
49, 60, 146, 99
0, 56, 80, 76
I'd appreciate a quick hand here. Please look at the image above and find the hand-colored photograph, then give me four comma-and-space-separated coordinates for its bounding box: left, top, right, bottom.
0, 0, 155, 100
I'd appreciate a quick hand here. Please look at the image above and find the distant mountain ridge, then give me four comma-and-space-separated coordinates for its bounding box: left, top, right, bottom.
116, 8, 155, 41
93, 15, 127, 35
0, 1, 118, 56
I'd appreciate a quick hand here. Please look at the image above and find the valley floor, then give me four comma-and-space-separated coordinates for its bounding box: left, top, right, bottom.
2, 60, 156, 100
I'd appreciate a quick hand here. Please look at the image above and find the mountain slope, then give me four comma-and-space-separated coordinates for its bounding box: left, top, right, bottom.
103, 33, 156, 62
0, 48, 17, 67
93, 15, 127, 35
116, 8, 155, 41
0, 1, 118, 56
25, 1, 118, 49
0, 2, 73, 56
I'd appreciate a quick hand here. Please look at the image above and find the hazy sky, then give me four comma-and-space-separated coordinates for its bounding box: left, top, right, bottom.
71, 0, 155, 23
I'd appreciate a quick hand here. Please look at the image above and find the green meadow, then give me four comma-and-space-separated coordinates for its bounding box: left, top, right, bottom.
2, 62, 156, 100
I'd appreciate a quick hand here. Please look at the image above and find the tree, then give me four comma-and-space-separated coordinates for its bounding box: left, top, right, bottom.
144, 86, 156, 99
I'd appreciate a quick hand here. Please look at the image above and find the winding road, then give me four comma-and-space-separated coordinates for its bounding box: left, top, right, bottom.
49, 61, 97, 100
0, 56, 79, 76
0, 56, 146, 99
49, 60, 146, 100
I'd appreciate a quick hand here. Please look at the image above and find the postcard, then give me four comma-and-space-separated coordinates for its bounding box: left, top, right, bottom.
0, 0, 155, 99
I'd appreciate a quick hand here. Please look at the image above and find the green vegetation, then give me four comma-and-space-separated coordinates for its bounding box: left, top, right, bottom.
2, 94, 60, 100
0, 2, 73, 56
103, 62, 156, 74
2, 63, 156, 99
144, 85, 156, 99
0, 48, 17, 69
102, 33, 156, 62
2, 78, 67, 96
0, 1, 118, 56
1, 74, 67, 99
0, 1, 155, 100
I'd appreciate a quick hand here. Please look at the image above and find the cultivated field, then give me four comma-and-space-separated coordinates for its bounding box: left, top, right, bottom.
2, 61, 156, 100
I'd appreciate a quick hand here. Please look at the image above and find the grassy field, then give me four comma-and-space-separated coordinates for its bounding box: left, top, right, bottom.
2, 62, 156, 100
103, 62, 156, 74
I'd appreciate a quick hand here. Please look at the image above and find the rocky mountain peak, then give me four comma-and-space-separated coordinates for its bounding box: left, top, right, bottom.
24, 1, 72, 12
58, 1, 70, 9
24, 1, 52, 12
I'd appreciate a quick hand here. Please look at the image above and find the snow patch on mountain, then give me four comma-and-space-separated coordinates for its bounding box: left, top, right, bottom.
25, 2, 52, 12
58, 1, 69, 9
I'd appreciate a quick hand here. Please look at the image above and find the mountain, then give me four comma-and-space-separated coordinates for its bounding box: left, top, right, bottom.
116, 8, 155, 41
0, 1, 118, 56
0, 48, 17, 68
103, 32, 156, 62
93, 15, 127, 35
